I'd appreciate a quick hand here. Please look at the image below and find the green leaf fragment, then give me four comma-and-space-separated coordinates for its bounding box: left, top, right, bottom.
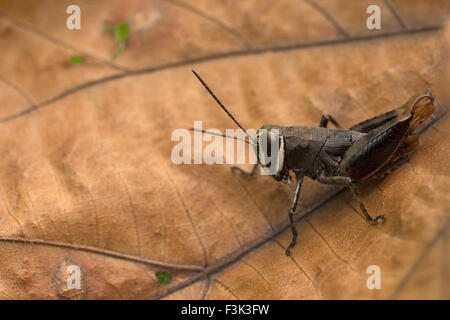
113, 22, 130, 42
103, 22, 130, 60
69, 55, 83, 64
155, 271, 172, 285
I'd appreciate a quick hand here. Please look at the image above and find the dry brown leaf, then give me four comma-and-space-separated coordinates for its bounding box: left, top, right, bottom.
0, 0, 449, 299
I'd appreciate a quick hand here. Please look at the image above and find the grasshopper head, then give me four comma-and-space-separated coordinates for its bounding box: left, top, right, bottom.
255, 125, 287, 181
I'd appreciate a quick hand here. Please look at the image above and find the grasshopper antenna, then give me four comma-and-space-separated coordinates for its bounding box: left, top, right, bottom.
189, 128, 254, 146
192, 70, 253, 141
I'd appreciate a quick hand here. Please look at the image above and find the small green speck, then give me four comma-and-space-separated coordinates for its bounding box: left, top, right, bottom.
69, 55, 83, 64
113, 22, 130, 42
155, 271, 172, 285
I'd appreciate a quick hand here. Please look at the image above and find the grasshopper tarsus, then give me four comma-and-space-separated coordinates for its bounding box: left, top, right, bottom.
348, 183, 386, 224
286, 210, 298, 256
375, 214, 386, 224
286, 237, 295, 255
286, 210, 300, 254
368, 214, 386, 225
231, 164, 258, 176
359, 201, 386, 225
285, 174, 304, 256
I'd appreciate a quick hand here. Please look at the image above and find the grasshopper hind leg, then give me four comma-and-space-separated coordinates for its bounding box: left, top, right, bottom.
373, 134, 419, 179
316, 172, 386, 225
348, 184, 386, 224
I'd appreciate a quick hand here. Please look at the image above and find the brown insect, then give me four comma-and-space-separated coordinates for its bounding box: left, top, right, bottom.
193, 70, 435, 256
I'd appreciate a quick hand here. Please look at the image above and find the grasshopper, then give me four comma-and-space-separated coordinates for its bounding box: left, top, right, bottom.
192, 70, 435, 256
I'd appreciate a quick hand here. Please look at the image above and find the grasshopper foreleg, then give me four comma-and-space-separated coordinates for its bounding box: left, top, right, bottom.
316, 172, 386, 225
320, 114, 342, 128
286, 174, 304, 256
231, 163, 258, 176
